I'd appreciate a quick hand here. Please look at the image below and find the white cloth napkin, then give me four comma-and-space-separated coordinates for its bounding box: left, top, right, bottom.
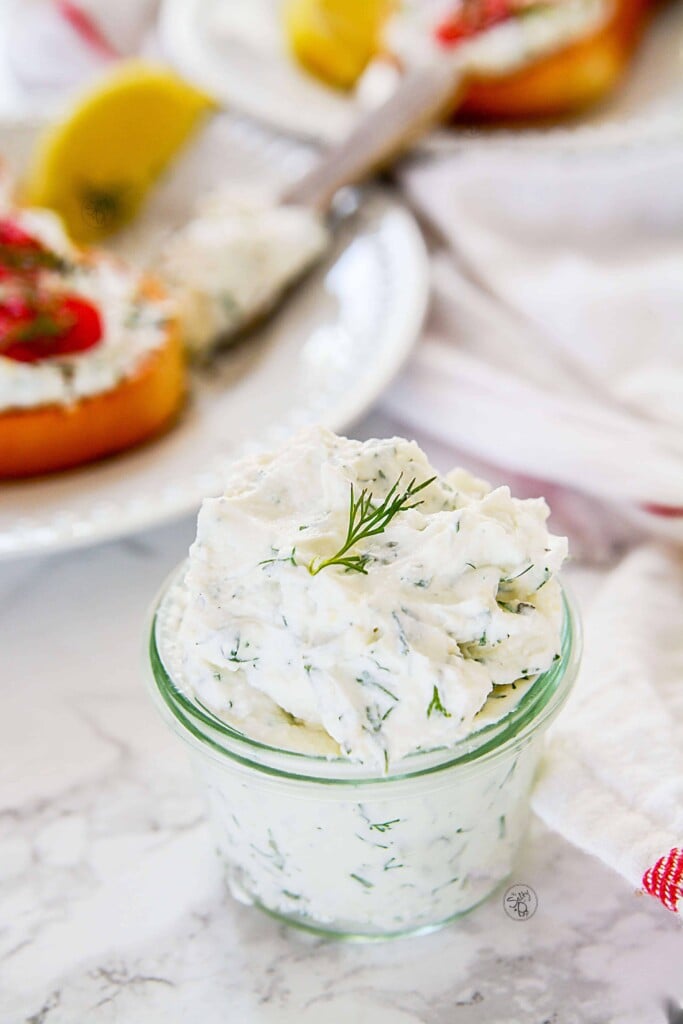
385, 143, 683, 546
5, 0, 158, 101
532, 543, 683, 917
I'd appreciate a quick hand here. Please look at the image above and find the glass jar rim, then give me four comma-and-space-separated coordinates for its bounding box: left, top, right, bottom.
147, 564, 581, 786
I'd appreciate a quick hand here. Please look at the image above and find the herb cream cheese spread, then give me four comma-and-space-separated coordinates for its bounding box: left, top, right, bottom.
159, 190, 329, 356
177, 427, 567, 771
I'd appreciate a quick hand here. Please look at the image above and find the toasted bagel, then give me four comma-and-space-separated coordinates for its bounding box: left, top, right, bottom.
0, 278, 186, 479
456, 0, 651, 119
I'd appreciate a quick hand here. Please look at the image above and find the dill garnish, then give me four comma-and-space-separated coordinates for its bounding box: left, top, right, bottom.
307, 474, 436, 576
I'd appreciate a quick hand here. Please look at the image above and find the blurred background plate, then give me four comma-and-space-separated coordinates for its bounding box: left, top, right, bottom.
0, 114, 429, 559
159, 0, 683, 150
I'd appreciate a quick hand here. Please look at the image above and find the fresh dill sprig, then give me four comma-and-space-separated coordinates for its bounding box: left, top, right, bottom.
307, 474, 436, 576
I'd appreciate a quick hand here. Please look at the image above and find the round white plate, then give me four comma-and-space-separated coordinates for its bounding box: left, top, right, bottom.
0, 115, 429, 559
160, 0, 683, 149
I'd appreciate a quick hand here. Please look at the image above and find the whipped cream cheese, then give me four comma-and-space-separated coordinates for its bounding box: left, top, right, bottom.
178, 427, 567, 771
159, 189, 329, 356
0, 209, 173, 413
366, 0, 611, 86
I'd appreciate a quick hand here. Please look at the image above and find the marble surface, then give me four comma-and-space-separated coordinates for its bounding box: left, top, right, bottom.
2, 498, 682, 1024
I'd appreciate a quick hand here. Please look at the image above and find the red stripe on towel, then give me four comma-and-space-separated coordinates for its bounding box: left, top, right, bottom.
642, 847, 683, 913
643, 504, 683, 518
55, 1, 120, 59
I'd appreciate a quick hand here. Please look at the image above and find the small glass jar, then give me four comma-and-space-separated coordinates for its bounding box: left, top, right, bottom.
146, 568, 580, 941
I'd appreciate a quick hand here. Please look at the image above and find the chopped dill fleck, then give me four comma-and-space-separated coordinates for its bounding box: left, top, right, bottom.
225, 634, 258, 665
369, 819, 400, 833
250, 831, 285, 870
350, 873, 374, 889
431, 876, 460, 896
500, 758, 518, 788
536, 568, 551, 591
355, 832, 389, 848
364, 703, 394, 733
427, 685, 451, 718
501, 564, 533, 584
356, 672, 398, 702
392, 610, 409, 654
259, 547, 297, 568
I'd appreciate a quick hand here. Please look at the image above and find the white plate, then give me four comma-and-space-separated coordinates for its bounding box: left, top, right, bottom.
0, 115, 429, 559
160, 0, 683, 149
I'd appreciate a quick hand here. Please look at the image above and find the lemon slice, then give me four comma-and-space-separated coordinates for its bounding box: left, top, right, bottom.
284, 0, 390, 90
23, 61, 215, 242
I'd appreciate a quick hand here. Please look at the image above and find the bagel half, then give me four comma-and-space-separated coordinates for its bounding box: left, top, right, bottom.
456, 0, 651, 119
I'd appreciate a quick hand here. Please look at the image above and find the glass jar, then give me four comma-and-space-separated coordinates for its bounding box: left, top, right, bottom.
146, 568, 581, 940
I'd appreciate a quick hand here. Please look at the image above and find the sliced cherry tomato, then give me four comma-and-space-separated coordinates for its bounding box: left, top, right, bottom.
0, 292, 103, 363
0, 218, 66, 279
435, 0, 512, 46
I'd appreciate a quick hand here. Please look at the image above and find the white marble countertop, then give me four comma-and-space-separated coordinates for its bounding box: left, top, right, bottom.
2, 490, 682, 1024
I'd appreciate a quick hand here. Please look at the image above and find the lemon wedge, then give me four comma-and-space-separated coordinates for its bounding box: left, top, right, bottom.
284, 0, 390, 90
23, 61, 215, 242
